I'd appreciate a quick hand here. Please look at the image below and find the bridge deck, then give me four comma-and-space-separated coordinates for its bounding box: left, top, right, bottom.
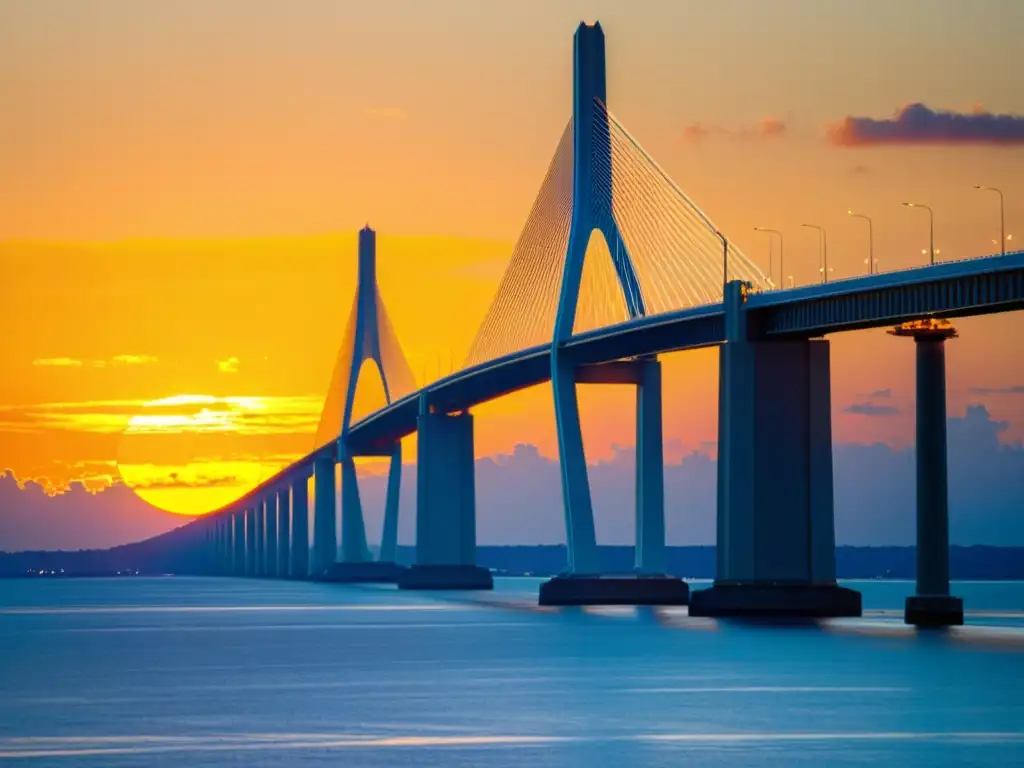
203, 251, 1023, 519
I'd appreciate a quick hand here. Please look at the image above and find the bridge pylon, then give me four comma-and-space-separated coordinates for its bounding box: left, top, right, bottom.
542, 22, 688, 606
312, 226, 414, 582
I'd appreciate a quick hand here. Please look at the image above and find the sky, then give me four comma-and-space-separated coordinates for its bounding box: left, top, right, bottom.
1, 0, 1023, 545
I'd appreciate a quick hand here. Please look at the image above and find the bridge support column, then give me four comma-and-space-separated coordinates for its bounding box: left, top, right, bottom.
245, 506, 257, 577
689, 281, 861, 618
233, 511, 246, 576
219, 518, 231, 575
541, 359, 688, 606
290, 476, 310, 578
254, 500, 265, 577
324, 443, 405, 583
399, 401, 492, 590
551, 358, 600, 576
277, 487, 291, 580
264, 495, 278, 577
379, 443, 402, 563
311, 456, 337, 579
635, 359, 666, 575
891, 321, 963, 627
340, 457, 370, 563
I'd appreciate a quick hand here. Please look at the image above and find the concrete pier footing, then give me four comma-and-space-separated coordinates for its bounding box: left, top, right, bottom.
539, 575, 689, 607
689, 583, 862, 619
322, 561, 406, 583
398, 565, 493, 591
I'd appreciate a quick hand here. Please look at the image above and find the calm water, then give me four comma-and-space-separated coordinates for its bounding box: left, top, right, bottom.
1, 577, 1023, 767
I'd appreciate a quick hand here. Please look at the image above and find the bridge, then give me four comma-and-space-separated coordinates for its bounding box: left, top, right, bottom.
146, 22, 1024, 628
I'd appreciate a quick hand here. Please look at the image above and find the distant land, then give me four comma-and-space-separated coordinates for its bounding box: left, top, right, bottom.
2, 545, 1023, 580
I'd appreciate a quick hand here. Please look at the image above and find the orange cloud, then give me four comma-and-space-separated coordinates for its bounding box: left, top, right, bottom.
32, 357, 82, 367
112, 354, 158, 365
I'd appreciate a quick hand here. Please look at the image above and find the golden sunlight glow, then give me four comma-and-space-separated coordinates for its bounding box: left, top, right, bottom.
115, 394, 319, 515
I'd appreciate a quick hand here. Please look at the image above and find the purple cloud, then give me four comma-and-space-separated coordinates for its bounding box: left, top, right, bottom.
969, 385, 1024, 396
844, 402, 900, 417
828, 103, 1024, 147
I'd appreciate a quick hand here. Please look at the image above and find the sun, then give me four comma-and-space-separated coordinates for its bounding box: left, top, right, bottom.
115, 394, 317, 516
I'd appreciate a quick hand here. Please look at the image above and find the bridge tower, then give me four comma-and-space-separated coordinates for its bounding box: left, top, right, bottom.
540, 22, 689, 606
312, 226, 412, 582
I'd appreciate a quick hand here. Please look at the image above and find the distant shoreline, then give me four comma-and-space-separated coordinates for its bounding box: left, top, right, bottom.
2, 545, 1022, 581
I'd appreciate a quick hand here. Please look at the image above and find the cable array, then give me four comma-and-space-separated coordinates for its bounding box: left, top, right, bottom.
374, 291, 417, 402
594, 100, 765, 312
464, 102, 767, 369
464, 120, 575, 368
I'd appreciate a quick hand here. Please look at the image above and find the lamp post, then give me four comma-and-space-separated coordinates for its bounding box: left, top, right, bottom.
754, 227, 783, 289
800, 223, 829, 283
847, 210, 876, 274
715, 229, 728, 290
973, 185, 1006, 257
903, 202, 935, 265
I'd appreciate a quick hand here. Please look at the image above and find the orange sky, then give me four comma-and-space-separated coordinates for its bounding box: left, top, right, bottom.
2, 1, 1023, 515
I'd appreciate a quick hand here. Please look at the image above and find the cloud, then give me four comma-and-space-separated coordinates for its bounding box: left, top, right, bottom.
32, 358, 82, 367
867, 388, 892, 399
130, 472, 243, 490
969, 385, 1024, 396
0, 394, 322, 436
844, 402, 900, 417
827, 103, 1024, 147
0, 470, 187, 551
31, 355, 157, 369
217, 357, 240, 374
682, 117, 787, 144
349, 405, 1024, 550
111, 354, 158, 366
364, 107, 408, 122
4, 406, 1023, 552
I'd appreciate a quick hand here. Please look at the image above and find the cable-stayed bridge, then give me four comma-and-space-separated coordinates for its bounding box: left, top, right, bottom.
140, 22, 1024, 626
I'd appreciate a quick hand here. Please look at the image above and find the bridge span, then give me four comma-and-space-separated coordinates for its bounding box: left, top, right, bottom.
141, 22, 1023, 628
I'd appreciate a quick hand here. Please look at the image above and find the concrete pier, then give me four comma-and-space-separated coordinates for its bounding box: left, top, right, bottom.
245, 506, 257, 577
890, 320, 963, 627
277, 487, 290, 579
264, 496, 278, 577
635, 359, 667, 575
689, 281, 860, 619
326, 445, 406, 583
399, 403, 492, 590
311, 455, 337, 579
290, 477, 310, 579
379, 443, 402, 564
540, 359, 688, 607
253, 501, 265, 577
340, 456, 370, 563
233, 511, 246, 576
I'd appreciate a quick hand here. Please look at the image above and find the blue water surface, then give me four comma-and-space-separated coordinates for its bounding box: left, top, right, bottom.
0, 577, 1022, 766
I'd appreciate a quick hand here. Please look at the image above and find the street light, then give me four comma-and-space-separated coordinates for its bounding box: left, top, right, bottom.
847, 210, 876, 274
903, 202, 935, 265
974, 185, 1006, 257
715, 229, 728, 290
754, 227, 784, 289
800, 223, 829, 283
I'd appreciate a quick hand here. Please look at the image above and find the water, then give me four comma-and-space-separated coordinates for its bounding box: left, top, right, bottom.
1, 578, 1022, 766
